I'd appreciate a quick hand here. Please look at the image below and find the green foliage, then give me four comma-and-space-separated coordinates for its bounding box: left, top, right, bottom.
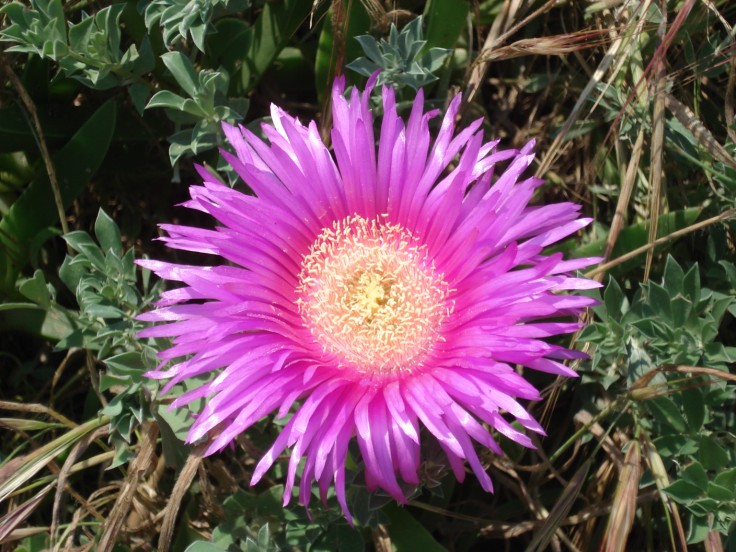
230, 0, 313, 95
183, 486, 368, 551
0, 0, 249, 169
0, 0, 734, 550
59, 209, 161, 466
582, 256, 736, 386
665, 463, 736, 543
582, 255, 736, 542
347, 16, 451, 91
1, 0, 154, 90
61, 4, 154, 90
142, 0, 249, 53
0, 0, 67, 59
198, 488, 283, 551
423, 0, 469, 51
147, 52, 248, 165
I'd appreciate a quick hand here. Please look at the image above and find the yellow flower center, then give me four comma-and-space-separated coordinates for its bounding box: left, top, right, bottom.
296, 214, 452, 377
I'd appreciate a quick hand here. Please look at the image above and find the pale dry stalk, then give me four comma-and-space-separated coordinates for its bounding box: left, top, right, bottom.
705, 526, 725, 552
644, 440, 688, 550
464, 0, 520, 106
97, 422, 159, 552
50, 427, 109, 548
158, 447, 203, 552
372, 524, 392, 552
598, 128, 646, 282
644, 0, 668, 282
573, 410, 626, 470
665, 93, 736, 170
601, 441, 642, 552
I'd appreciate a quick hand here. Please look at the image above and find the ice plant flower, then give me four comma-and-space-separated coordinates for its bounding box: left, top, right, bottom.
138, 75, 600, 522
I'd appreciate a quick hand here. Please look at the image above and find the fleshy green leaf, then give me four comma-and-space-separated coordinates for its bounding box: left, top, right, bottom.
94, 209, 123, 257
664, 479, 703, 504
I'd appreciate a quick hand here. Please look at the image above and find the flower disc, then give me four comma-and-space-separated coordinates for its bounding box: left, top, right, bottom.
297, 214, 451, 376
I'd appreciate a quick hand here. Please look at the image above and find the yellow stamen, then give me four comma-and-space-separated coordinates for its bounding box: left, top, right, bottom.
296, 214, 451, 376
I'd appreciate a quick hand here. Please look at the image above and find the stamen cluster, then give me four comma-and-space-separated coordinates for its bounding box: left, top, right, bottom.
297, 214, 450, 376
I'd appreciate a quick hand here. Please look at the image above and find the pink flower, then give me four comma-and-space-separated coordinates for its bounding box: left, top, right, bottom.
138, 76, 599, 522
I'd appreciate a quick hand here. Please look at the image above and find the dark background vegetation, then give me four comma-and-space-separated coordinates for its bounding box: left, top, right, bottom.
0, 0, 735, 550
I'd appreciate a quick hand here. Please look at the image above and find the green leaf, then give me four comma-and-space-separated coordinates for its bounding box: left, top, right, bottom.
680, 388, 705, 432
652, 434, 699, 457
648, 282, 673, 322
104, 351, 148, 377
664, 479, 703, 504
154, 406, 191, 470
346, 16, 449, 91
333, 524, 365, 552
235, 0, 313, 94
663, 255, 685, 293
626, 336, 655, 385
713, 468, 736, 490
183, 542, 228, 552
670, 295, 693, 329
0, 0, 68, 59
58, 255, 86, 295
647, 397, 688, 434
681, 462, 708, 492
161, 51, 201, 98
146, 90, 188, 111
706, 482, 734, 501
128, 82, 151, 116
63, 231, 106, 271
0, 302, 79, 341
355, 35, 384, 65
58, 4, 134, 90
384, 503, 447, 552
255, 524, 271, 550
18, 270, 51, 307
0, 102, 147, 153
699, 435, 729, 470
190, 22, 207, 53
421, 47, 452, 72
423, 0, 468, 50
0, 100, 116, 296
208, 18, 251, 81
99, 373, 130, 392
144, 0, 242, 53
94, 209, 123, 257
66, 12, 97, 55
686, 515, 710, 544
603, 276, 625, 322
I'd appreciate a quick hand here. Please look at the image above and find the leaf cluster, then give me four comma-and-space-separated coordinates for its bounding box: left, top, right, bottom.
58, 209, 161, 467
347, 16, 450, 91
1, 0, 154, 90
581, 255, 736, 543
